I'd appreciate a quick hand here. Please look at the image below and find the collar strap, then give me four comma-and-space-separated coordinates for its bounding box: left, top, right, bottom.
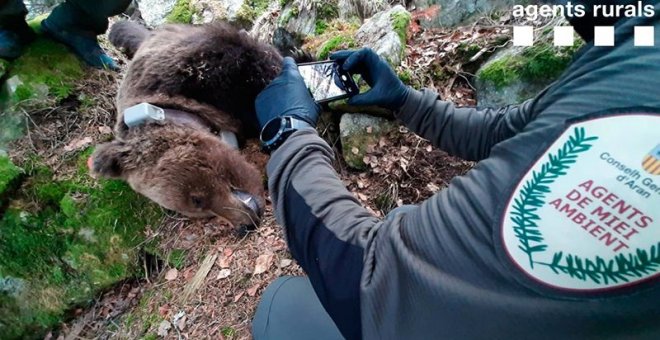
123, 103, 239, 149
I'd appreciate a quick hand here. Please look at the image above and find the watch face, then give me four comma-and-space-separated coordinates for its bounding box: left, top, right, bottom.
261, 117, 283, 142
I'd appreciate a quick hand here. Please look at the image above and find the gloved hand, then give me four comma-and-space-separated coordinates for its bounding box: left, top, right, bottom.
331, 48, 410, 111
256, 57, 321, 129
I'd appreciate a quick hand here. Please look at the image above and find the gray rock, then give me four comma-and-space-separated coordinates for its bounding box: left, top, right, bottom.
340, 114, 394, 170
280, 0, 318, 37
136, 0, 177, 27
249, 2, 282, 44
222, 0, 246, 21
191, 0, 228, 24
412, 0, 515, 28
0, 277, 25, 298
23, 0, 62, 19
338, 0, 389, 20
355, 5, 411, 66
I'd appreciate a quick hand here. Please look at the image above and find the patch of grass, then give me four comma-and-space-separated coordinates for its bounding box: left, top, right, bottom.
167, 249, 187, 269
221, 326, 237, 338
166, 0, 196, 24
0, 150, 164, 337
390, 11, 412, 46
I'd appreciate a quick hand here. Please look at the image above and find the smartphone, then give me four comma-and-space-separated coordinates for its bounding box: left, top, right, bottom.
298, 61, 359, 103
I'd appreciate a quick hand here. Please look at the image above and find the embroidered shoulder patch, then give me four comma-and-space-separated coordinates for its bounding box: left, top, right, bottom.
501, 113, 660, 291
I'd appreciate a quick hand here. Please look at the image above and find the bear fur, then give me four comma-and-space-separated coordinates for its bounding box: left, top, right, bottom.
91, 21, 287, 228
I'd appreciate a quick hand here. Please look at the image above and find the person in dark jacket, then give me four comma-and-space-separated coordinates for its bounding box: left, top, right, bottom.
0, 0, 131, 70
252, 1, 660, 339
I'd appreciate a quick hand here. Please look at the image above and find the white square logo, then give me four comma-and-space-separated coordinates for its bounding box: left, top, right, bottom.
554, 26, 575, 47
635, 26, 655, 46
594, 26, 615, 46
513, 26, 534, 46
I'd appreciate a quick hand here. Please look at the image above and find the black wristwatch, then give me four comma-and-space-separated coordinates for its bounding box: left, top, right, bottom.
260, 116, 313, 153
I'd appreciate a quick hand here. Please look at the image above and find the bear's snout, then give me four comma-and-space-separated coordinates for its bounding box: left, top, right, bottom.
232, 190, 264, 219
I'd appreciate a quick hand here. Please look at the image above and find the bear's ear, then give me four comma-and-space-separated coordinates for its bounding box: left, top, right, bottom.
89, 141, 131, 178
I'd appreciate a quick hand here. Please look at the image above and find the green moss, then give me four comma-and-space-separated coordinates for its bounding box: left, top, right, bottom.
0, 58, 9, 79
318, 35, 356, 60
166, 0, 196, 24
478, 41, 583, 89
0, 157, 23, 198
390, 11, 412, 46
6, 37, 84, 105
279, 6, 299, 25
0, 151, 164, 337
315, 20, 329, 35
236, 0, 271, 25
397, 69, 413, 85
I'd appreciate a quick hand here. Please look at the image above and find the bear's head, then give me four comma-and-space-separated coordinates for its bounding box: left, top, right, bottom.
90, 123, 264, 228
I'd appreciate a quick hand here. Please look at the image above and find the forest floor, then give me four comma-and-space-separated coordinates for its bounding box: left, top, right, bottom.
6, 12, 514, 340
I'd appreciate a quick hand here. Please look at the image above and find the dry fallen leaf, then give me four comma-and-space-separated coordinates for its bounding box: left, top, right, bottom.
247, 283, 261, 297
63, 137, 93, 152
165, 268, 179, 281
253, 254, 274, 275
216, 269, 231, 280
233, 291, 245, 303
98, 126, 113, 135
218, 256, 232, 268
279, 259, 293, 268
157, 320, 171, 337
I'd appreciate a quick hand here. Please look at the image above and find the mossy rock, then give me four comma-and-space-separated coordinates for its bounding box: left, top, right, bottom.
340, 114, 394, 170
0, 150, 164, 338
1, 37, 84, 111
475, 40, 583, 107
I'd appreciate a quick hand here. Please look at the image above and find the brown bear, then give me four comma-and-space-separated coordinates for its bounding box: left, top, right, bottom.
90, 21, 289, 229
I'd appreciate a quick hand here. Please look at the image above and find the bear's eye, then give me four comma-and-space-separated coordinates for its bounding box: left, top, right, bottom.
191, 196, 204, 209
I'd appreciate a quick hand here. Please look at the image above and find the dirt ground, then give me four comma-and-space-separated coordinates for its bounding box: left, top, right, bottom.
6, 13, 515, 340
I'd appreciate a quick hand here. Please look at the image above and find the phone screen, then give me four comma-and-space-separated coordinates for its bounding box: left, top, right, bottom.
298, 61, 354, 103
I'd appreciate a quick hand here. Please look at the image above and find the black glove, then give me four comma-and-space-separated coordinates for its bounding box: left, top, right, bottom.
256, 57, 321, 129
330, 48, 410, 111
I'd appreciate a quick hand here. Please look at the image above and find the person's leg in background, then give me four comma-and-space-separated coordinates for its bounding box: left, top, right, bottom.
0, 0, 36, 59
42, 0, 132, 70
252, 276, 345, 340
251, 206, 417, 339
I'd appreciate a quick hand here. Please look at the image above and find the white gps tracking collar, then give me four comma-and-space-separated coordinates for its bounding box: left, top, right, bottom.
123, 103, 240, 150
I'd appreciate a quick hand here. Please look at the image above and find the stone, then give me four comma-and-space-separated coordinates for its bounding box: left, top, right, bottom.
280, 0, 318, 37
355, 5, 411, 66
411, 0, 515, 28
249, 2, 283, 44
474, 40, 581, 108
191, 0, 228, 24
23, 0, 62, 20
338, 0, 389, 20
136, 0, 178, 26
340, 113, 394, 170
